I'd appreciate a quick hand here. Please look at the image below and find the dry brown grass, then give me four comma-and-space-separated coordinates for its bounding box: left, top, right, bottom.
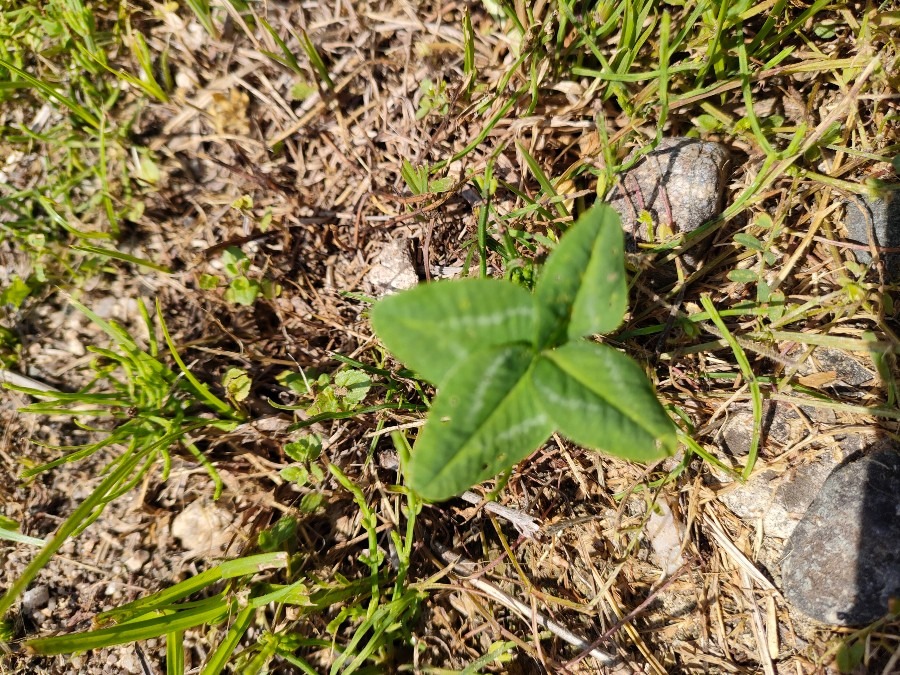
1, 1, 900, 673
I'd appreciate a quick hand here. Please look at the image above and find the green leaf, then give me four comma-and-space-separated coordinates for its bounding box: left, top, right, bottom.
371, 278, 537, 385
307, 388, 340, 415
695, 114, 722, 133
531, 341, 676, 462
283, 434, 322, 462
534, 204, 627, 348
333, 369, 371, 406
300, 492, 324, 513
428, 176, 456, 193
290, 80, 316, 100
407, 344, 553, 501
225, 277, 260, 306
222, 368, 251, 402
0, 275, 31, 308
727, 269, 758, 283
221, 247, 249, 277
199, 274, 220, 290
279, 465, 309, 485
231, 194, 254, 210
277, 370, 310, 394
258, 516, 298, 552
400, 159, 428, 194
835, 640, 865, 673
733, 233, 765, 251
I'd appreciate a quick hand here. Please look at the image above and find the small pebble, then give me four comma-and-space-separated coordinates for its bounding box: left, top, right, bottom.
123, 549, 151, 573
172, 500, 235, 558
22, 586, 49, 613
365, 240, 418, 295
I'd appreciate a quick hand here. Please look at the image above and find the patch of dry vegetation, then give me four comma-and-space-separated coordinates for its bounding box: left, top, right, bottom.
1, 1, 899, 673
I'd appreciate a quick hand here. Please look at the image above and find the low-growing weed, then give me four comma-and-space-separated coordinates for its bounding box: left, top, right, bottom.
200, 246, 282, 307
372, 204, 677, 501
24, 433, 429, 675
0, 299, 245, 617
277, 367, 373, 416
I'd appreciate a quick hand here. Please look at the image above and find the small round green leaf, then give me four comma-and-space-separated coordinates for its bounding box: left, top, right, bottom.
222, 368, 251, 402
224, 277, 260, 306
726, 269, 758, 283
333, 369, 371, 405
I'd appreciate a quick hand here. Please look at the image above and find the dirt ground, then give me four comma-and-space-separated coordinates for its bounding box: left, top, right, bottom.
1, 1, 899, 673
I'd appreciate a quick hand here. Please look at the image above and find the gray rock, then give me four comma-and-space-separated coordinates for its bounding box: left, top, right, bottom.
22, 585, 49, 613
802, 347, 875, 388
718, 454, 838, 540
365, 240, 418, 295
713, 401, 869, 541
843, 193, 900, 278
607, 137, 730, 252
715, 400, 835, 463
782, 444, 900, 625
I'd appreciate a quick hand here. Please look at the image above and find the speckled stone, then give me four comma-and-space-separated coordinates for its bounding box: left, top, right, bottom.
803, 347, 875, 388
606, 137, 730, 252
718, 455, 838, 540
782, 445, 900, 625
843, 193, 900, 279
365, 240, 418, 295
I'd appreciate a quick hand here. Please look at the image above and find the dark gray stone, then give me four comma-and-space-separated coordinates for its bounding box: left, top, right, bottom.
806, 347, 874, 388
714, 400, 835, 462
843, 192, 900, 279
782, 445, 900, 625
607, 137, 730, 252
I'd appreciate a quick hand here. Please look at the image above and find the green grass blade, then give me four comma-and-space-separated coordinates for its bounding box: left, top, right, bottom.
298, 29, 334, 90
242, 633, 279, 674
462, 7, 475, 87
0, 446, 151, 617
26, 596, 231, 655
700, 295, 762, 479
167, 631, 185, 675
433, 92, 522, 172
72, 244, 172, 272
0, 527, 46, 547
96, 552, 287, 626
0, 58, 100, 129
259, 18, 303, 75
200, 605, 255, 675
516, 141, 567, 219
156, 300, 235, 416
182, 0, 216, 36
